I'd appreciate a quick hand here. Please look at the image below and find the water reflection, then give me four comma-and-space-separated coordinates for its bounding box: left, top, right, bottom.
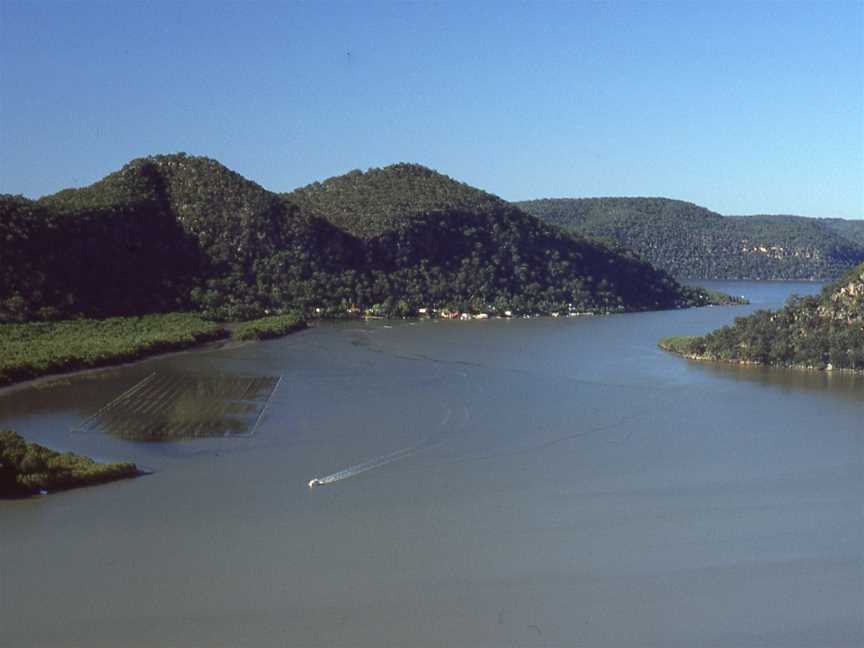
690, 360, 864, 401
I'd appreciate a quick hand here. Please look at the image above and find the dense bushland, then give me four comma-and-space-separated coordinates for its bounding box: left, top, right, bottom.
0, 313, 227, 386
660, 263, 864, 371
284, 164, 732, 315
232, 314, 307, 340
0, 430, 139, 497
518, 197, 864, 280
2, 155, 735, 323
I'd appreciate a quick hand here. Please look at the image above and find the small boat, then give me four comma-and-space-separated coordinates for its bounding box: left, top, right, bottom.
308, 478, 324, 488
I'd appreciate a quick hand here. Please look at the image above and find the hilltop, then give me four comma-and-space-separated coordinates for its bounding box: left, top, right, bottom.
1, 154, 362, 321
2, 155, 733, 323
660, 263, 864, 371
285, 163, 504, 239
516, 197, 864, 280
285, 164, 731, 314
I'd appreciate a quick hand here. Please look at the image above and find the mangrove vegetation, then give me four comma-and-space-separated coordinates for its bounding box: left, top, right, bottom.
232, 314, 307, 341
0, 429, 140, 497
0, 312, 307, 388
0, 313, 227, 387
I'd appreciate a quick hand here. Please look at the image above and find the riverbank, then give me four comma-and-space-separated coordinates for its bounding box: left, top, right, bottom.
0, 312, 307, 389
658, 335, 864, 374
3, 281, 858, 646
230, 314, 308, 340
0, 429, 141, 498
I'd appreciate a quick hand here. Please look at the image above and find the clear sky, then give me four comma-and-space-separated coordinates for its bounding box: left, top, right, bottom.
1, 0, 862, 218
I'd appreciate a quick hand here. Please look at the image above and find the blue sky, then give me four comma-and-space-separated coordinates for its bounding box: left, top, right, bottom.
1, 0, 862, 218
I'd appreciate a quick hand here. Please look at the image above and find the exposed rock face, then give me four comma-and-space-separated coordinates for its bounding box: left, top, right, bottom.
824, 266, 864, 323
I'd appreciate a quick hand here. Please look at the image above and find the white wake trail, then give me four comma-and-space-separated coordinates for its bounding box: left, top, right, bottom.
308, 446, 418, 487
308, 408, 452, 488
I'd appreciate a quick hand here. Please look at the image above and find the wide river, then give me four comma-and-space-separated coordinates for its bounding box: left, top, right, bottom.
2, 282, 862, 647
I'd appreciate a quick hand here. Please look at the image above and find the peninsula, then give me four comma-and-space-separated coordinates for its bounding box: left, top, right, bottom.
0, 429, 140, 498
660, 263, 864, 371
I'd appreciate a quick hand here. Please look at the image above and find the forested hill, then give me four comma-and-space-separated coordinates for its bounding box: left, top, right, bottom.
2, 154, 360, 321
284, 164, 730, 314
516, 197, 864, 280
661, 263, 864, 371
1, 155, 730, 323
284, 163, 504, 239
819, 217, 864, 247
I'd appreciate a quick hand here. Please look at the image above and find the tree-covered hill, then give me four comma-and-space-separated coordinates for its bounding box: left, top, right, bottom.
284, 164, 728, 315
2, 154, 363, 321
660, 263, 864, 371
516, 197, 864, 280
820, 217, 864, 248
284, 163, 504, 239
1, 189, 202, 320
2, 156, 733, 323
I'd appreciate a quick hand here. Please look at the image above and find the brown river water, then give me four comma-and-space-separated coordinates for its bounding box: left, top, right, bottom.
1, 281, 861, 647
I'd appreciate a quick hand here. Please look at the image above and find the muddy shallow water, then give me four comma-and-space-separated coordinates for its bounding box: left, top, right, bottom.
1, 281, 861, 647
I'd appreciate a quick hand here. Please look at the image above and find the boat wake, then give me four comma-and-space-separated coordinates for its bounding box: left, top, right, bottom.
307, 408, 453, 488
307, 445, 419, 487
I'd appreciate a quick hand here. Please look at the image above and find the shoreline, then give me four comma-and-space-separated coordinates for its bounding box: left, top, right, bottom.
0, 334, 230, 395
658, 340, 864, 376
0, 429, 145, 500
0, 324, 308, 396
1, 300, 748, 394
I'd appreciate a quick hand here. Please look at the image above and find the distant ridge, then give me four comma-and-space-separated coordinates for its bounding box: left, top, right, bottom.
1, 155, 732, 322
517, 197, 864, 280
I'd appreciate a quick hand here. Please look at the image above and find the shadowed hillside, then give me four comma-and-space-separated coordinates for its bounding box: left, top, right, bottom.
2, 154, 362, 321
285, 164, 730, 315
2, 156, 735, 322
